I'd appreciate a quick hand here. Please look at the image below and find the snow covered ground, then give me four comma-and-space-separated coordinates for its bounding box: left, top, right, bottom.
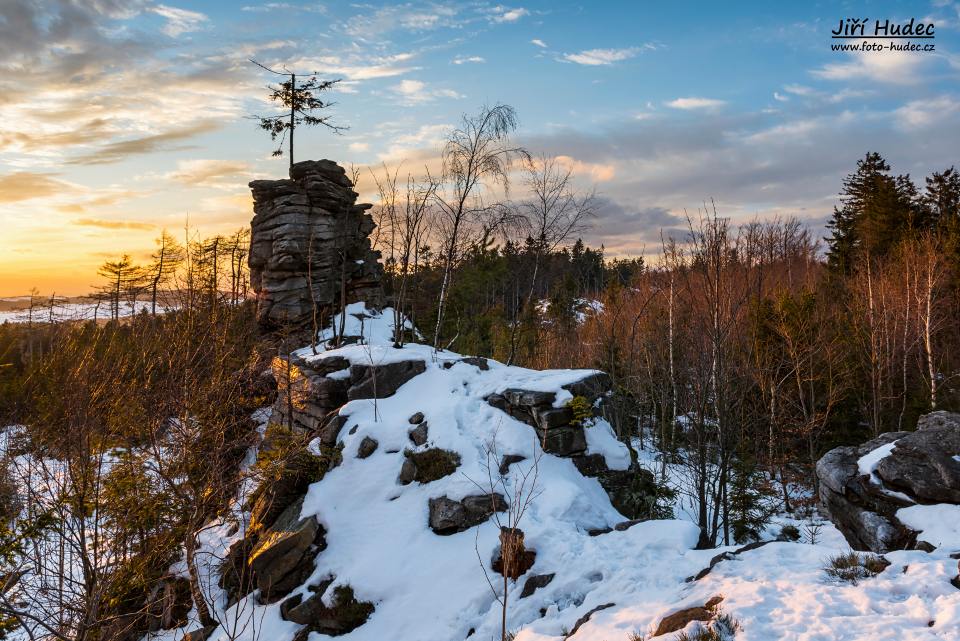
0, 299, 165, 323
148, 304, 960, 641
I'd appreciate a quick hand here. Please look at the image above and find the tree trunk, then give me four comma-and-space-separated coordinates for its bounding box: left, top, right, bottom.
289, 73, 295, 172
185, 531, 214, 627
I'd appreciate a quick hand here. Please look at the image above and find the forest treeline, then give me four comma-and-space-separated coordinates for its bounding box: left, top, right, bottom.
1, 97, 959, 638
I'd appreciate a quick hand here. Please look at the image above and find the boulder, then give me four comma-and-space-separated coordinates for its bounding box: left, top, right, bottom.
816, 412, 960, 552
357, 436, 378, 459
347, 360, 426, 400
459, 356, 490, 370
400, 448, 461, 485
562, 372, 611, 403
270, 353, 350, 434
566, 602, 615, 638
249, 448, 327, 533
428, 494, 508, 535
653, 596, 723, 637
875, 413, 960, 503
487, 372, 611, 460
572, 453, 608, 477
408, 422, 429, 446
398, 458, 417, 484
520, 573, 555, 599
535, 424, 586, 457
284, 584, 374, 636
499, 454, 526, 475
319, 414, 348, 447
182, 625, 218, 641
599, 467, 660, 520
249, 160, 383, 329
219, 537, 255, 599
408, 412, 425, 424
248, 497, 325, 599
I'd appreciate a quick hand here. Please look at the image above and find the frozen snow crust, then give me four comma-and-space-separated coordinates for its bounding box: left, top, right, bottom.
171, 304, 960, 641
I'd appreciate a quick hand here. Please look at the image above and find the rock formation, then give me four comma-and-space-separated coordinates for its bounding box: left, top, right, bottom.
816, 410, 960, 552
248, 160, 383, 329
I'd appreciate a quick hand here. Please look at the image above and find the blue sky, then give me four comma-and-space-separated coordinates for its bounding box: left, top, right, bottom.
1, 0, 959, 294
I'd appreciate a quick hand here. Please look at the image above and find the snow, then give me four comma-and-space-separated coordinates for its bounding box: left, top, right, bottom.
0, 300, 170, 323
856, 439, 916, 504
857, 440, 898, 477
535, 298, 604, 325
897, 504, 960, 548
10, 301, 943, 641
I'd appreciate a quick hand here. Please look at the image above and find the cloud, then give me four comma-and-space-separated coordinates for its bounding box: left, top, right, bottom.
531, 38, 548, 48
390, 79, 463, 105
74, 218, 156, 230
587, 198, 687, 253
783, 84, 815, 96
341, 3, 462, 38
811, 52, 926, 84
164, 159, 252, 187
491, 7, 529, 23
380, 123, 452, 160
453, 56, 485, 65
241, 2, 326, 12
68, 121, 220, 165
552, 155, 616, 182
666, 97, 726, 110
0, 172, 72, 203
773, 92, 789, 102
289, 53, 419, 80
562, 47, 642, 66
0, 1, 258, 168
349, 142, 370, 152
150, 4, 209, 37
895, 96, 960, 129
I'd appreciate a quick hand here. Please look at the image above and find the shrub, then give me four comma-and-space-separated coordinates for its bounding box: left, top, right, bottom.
567, 395, 595, 427
778, 524, 801, 541
404, 448, 461, 483
824, 551, 890, 584
324, 585, 375, 633
675, 614, 740, 641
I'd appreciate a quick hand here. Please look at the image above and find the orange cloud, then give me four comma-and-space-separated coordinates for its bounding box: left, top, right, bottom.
0, 172, 73, 203
68, 121, 220, 165
74, 218, 157, 231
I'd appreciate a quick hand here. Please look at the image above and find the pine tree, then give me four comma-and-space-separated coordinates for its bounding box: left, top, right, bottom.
728, 455, 774, 544
826, 152, 921, 272
924, 167, 960, 238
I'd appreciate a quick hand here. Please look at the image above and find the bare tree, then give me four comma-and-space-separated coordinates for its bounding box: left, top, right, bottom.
468, 428, 542, 641
506, 154, 596, 364
519, 154, 597, 309
147, 230, 185, 315
432, 104, 529, 350
371, 164, 438, 346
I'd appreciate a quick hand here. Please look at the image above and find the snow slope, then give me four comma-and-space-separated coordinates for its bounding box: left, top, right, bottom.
165, 305, 960, 641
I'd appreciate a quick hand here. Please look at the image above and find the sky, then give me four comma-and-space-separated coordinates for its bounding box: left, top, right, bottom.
1, 0, 960, 296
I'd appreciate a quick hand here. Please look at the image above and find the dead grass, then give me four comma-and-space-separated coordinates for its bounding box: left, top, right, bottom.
824, 551, 890, 584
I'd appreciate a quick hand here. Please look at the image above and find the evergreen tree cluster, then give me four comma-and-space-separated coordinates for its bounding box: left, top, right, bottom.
826, 152, 960, 272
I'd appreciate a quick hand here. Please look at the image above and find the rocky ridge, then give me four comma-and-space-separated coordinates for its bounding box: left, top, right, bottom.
816, 410, 960, 552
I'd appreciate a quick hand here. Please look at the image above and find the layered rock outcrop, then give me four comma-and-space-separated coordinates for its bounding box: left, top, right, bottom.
816, 410, 960, 552
248, 160, 383, 329
269, 351, 426, 435
485, 372, 611, 457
